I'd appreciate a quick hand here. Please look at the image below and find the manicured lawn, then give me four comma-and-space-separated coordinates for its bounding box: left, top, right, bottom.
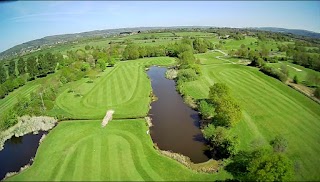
7, 119, 229, 181
195, 51, 225, 65
53, 57, 176, 119
181, 63, 320, 181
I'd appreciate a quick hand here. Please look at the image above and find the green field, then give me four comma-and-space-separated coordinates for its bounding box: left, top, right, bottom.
2, 31, 320, 181
8, 119, 228, 181
52, 57, 175, 119
181, 63, 320, 180
268, 61, 320, 86
195, 51, 226, 65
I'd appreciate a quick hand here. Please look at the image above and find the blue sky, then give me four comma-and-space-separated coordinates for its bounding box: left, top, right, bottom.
0, 1, 319, 52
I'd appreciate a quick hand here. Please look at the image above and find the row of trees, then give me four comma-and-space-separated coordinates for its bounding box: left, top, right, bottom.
0, 52, 60, 99
277, 42, 320, 71
200, 83, 242, 158
121, 37, 214, 61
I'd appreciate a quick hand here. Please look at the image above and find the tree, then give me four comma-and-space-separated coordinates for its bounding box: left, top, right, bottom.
213, 98, 242, 127
0, 64, 7, 84
17, 57, 26, 75
203, 124, 239, 158
193, 38, 207, 53
314, 87, 320, 99
122, 43, 140, 60
26, 56, 38, 79
97, 59, 106, 71
178, 51, 196, 65
138, 46, 147, 58
270, 135, 288, 153
199, 100, 215, 119
293, 75, 299, 84
85, 45, 90, 50
8, 60, 16, 77
209, 83, 230, 103
45, 52, 57, 73
247, 150, 294, 181
250, 57, 265, 68
226, 149, 294, 181
280, 64, 288, 76
38, 53, 49, 76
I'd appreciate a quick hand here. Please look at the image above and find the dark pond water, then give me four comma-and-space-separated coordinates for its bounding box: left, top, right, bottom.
0, 131, 47, 180
147, 66, 210, 163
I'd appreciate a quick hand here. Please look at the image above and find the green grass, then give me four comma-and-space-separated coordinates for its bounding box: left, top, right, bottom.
181, 63, 320, 181
267, 61, 320, 86
7, 119, 229, 181
52, 57, 176, 119
195, 51, 226, 65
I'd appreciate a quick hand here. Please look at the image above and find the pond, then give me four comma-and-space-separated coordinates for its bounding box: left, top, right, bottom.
0, 131, 47, 180
147, 66, 209, 163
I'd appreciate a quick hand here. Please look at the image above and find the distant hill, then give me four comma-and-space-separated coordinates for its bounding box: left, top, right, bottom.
251, 27, 320, 39
0, 27, 179, 60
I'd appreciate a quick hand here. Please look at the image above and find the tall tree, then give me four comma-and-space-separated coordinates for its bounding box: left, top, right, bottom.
17, 57, 26, 75
26, 56, 38, 79
0, 64, 7, 84
8, 60, 16, 77
38, 53, 48, 76
45, 52, 57, 73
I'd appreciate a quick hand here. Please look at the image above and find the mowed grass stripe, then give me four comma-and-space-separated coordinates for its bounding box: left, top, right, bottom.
91, 136, 102, 181
223, 73, 319, 143
100, 137, 111, 180
222, 69, 320, 131
217, 69, 320, 143
8, 120, 225, 181
109, 135, 121, 180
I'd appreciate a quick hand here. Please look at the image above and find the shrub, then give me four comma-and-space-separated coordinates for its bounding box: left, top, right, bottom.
165, 69, 178, 80
270, 135, 288, 153
293, 75, 299, 84
203, 124, 239, 158
177, 69, 198, 82
198, 100, 215, 119
314, 87, 320, 99
183, 95, 197, 109
260, 65, 287, 83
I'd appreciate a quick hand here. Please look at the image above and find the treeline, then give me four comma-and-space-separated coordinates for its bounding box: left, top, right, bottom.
58, 44, 120, 84
121, 37, 214, 61
0, 52, 59, 99
280, 42, 320, 71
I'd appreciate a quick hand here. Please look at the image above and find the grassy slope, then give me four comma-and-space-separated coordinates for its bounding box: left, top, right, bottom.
181, 63, 320, 180
7, 119, 229, 181
53, 57, 175, 119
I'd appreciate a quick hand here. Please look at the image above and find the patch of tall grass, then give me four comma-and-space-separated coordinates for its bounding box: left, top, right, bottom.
0, 116, 57, 151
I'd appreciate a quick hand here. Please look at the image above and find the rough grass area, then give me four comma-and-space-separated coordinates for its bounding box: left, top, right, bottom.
53, 57, 175, 119
180, 63, 320, 181
7, 120, 229, 181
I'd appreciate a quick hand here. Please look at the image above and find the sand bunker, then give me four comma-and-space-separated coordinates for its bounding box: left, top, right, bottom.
101, 110, 114, 127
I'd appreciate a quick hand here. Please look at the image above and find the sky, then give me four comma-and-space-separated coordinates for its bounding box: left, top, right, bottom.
0, 1, 319, 52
